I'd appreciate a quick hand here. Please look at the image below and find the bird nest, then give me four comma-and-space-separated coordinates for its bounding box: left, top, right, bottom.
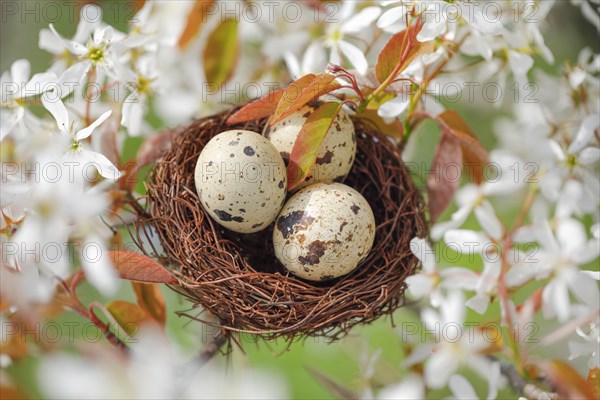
139, 106, 427, 341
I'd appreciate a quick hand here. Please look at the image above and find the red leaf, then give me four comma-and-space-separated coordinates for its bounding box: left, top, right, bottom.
544, 360, 596, 399
178, 0, 216, 49
271, 73, 341, 124
375, 24, 433, 84
438, 110, 489, 184
427, 134, 462, 222
226, 86, 287, 124
131, 282, 166, 325
108, 251, 176, 284
226, 74, 317, 124
287, 102, 343, 190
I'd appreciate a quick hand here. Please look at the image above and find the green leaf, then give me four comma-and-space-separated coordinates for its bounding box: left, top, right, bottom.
272, 73, 341, 124
108, 251, 176, 284
178, 0, 215, 49
287, 102, 343, 190
203, 18, 239, 88
375, 27, 433, 84
106, 301, 149, 336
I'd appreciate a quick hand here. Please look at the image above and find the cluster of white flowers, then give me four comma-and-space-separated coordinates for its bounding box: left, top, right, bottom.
1, 1, 598, 398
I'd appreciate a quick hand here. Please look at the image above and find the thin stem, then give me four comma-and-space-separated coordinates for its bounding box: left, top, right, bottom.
511, 185, 539, 232
490, 356, 559, 400
56, 275, 129, 352
198, 331, 228, 365
85, 67, 97, 127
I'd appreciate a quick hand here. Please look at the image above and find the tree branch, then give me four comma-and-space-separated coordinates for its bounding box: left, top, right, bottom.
492, 357, 558, 400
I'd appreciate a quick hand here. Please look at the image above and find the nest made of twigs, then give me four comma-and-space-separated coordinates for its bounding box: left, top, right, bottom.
141, 106, 427, 340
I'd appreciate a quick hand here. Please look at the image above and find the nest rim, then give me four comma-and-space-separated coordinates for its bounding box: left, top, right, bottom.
140, 106, 427, 341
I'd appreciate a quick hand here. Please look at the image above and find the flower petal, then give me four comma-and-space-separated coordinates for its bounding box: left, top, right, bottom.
449, 374, 478, 400
378, 95, 409, 118
121, 95, 145, 136
474, 201, 503, 240
338, 40, 368, 74
466, 294, 490, 314
76, 110, 112, 141
569, 114, 599, 154
406, 275, 435, 299
10, 59, 31, 85
424, 351, 459, 389
41, 96, 70, 133
417, 18, 446, 42
24, 72, 57, 96
508, 51, 534, 77
56, 62, 91, 97
39, 28, 65, 54
80, 237, 118, 296
579, 147, 600, 165
302, 42, 328, 75
49, 24, 88, 56
377, 6, 406, 28
409, 237, 436, 272
341, 6, 381, 33
80, 149, 121, 180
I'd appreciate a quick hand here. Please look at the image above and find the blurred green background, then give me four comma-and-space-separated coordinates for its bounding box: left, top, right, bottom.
2, 1, 598, 399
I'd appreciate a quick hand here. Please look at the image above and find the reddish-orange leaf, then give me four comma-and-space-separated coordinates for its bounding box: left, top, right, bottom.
288, 102, 343, 190
427, 134, 462, 222
0, 385, 27, 400
0, 324, 29, 360
178, 0, 216, 49
375, 24, 432, 84
272, 73, 341, 124
108, 251, 176, 284
203, 18, 239, 88
544, 360, 596, 399
226, 87, 287, 124
131, 282, 166, 325
226, 74, 317, 124
0, 296, 8, 313
438, 110, 489, 184
588, 368, 600, 398
106, 301, 151, 336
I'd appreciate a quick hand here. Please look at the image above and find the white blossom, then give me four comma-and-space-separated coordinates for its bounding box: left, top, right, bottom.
508, 218, 600, 321
448, 362, 501, 400
407, 237, 478, 307
569, 318, 600, 368
41, 96, 120, 181
1, 59, 56, 140
405, 291, 495, 389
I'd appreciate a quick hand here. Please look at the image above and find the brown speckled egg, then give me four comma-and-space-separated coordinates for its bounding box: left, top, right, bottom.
195, 130, 287, 233
273, 182, 376, 281
265, 104, 356, 190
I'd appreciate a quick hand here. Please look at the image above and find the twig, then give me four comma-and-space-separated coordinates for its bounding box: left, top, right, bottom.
491, 357, 559, 400
174, 330, 230, 397
198, 331, 229, 365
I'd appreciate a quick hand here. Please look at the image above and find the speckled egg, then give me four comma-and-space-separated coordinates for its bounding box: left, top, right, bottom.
273, 182, 376, 281
194, 130, 287, 233
265, 103, 356, 190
